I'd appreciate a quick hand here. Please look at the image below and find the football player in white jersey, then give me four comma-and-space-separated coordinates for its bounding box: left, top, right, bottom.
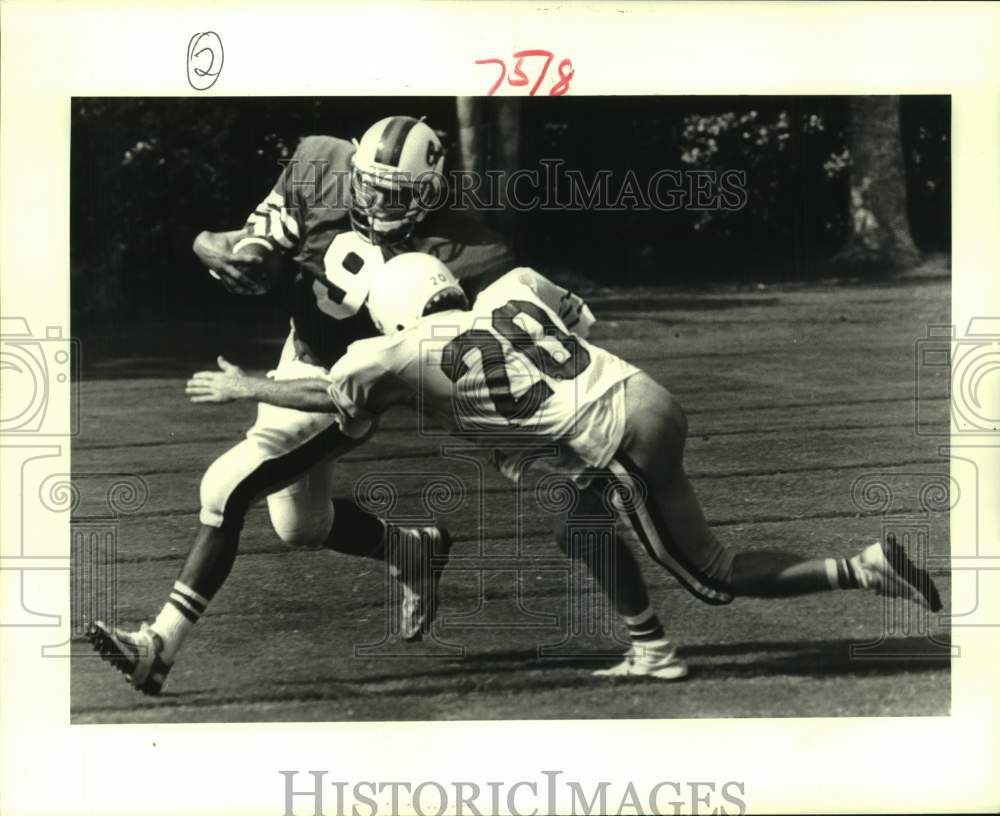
187, 253, 943, 679
87, 117, 514, 695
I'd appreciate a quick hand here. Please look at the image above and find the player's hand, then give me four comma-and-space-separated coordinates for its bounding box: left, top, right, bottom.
186, 356, 251, 403
193, 231, 263, 295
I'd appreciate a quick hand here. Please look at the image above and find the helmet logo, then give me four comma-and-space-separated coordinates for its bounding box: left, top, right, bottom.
342, 251, 365, 275
426, 141, 443, 167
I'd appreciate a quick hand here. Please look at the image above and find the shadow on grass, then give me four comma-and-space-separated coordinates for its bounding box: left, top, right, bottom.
72, 634, 949, 719
188, 635, 951, 695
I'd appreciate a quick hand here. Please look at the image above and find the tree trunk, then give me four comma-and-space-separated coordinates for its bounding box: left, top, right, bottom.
834, 96, 921, 270
455, 97, 484, 175
454, 97, 521, 240
492, 98, 521, 238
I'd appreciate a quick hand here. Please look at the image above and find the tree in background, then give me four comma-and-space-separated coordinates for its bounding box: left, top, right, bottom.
455, 96, 522, 241
833, 95, 922, 270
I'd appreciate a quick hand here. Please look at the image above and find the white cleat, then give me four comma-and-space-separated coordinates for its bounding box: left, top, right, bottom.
857, 534, 942, 612
86, 620, 172, 695
593, 641, 688, 681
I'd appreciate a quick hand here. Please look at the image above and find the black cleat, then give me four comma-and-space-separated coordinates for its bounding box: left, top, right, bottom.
388, 526, 453, 641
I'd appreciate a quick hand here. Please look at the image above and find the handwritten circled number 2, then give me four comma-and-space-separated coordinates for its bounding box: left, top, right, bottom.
475, 51, 574, 97
187, 32, 224, 91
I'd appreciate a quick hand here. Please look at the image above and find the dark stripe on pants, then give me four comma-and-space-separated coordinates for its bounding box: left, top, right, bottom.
613, 451, 734, 605
220, 423, 360, 531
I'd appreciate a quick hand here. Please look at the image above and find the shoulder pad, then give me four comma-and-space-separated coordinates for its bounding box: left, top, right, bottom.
292, 135, 356, 170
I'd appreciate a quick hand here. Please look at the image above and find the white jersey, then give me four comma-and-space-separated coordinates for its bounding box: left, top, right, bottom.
325, 268, 639, 480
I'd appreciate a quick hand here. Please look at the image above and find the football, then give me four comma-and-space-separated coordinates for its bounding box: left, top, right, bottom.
226, 235, 286, 295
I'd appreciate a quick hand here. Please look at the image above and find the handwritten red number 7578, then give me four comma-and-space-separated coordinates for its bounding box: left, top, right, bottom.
475, 50, 574, 96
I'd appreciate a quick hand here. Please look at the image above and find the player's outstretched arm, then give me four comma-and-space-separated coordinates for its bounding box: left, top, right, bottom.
186, 356, 334, 412
192, 230, 263, 295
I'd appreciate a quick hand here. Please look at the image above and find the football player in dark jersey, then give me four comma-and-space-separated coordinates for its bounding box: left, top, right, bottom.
87, 116, 515, 694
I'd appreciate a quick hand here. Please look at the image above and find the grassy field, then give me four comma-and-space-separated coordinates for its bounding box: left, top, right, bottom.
70, 273, 952, 722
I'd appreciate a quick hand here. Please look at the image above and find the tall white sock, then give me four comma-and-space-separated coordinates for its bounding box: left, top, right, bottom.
150, 581, 208, 662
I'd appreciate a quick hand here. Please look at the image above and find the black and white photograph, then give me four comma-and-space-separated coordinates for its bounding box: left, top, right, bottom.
70, 94, 952, 721
2, 4, 998, 816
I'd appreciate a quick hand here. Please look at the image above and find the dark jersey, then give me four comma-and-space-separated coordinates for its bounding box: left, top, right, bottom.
245, 135, 514, 366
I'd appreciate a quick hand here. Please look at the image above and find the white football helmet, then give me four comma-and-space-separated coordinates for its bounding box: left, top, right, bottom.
350, 116, 446, 245
367, 252, 467, 335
